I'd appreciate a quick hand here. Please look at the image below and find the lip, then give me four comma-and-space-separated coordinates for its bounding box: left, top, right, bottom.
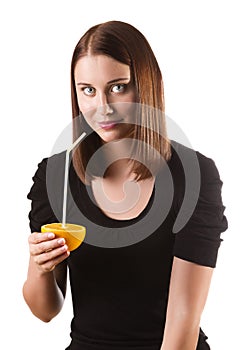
98, 120, 123, 130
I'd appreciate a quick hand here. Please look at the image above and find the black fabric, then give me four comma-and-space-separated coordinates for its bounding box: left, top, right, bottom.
64, 329, 210, 350
27, 141, 227, 350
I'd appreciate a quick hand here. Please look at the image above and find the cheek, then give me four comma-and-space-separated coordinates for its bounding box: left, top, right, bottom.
114, 100, 137, 120
82, 110, 96, 130
78, 101, 93, 115
77, 93, 96, 115
130, 90, 138, 103
119, 90, 137, 104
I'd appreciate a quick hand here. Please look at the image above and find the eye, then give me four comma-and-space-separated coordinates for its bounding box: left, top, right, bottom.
111, 84, 126, 93
82, 87, 96, 96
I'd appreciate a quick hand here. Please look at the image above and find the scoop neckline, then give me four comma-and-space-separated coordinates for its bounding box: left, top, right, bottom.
70, 145, 175, 226
85, 180, 156, 224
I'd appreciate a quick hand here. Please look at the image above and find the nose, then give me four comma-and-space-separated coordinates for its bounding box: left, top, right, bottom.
98, 93, 114, 115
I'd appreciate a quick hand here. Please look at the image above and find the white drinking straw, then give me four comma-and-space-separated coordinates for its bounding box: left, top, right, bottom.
62, 132, 87, 227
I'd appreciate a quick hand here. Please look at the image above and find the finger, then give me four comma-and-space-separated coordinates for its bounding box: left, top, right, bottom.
36, 250, 70, 273
34, 244, 69, 266
30, 237, 66, 256
28, 231, 55, 244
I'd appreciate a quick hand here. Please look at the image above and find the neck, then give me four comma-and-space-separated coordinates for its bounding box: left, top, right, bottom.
101, 139, 135, 180
104, 159, 134, 181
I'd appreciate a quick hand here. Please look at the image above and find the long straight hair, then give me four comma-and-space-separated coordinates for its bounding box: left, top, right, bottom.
70, 20, 171, 184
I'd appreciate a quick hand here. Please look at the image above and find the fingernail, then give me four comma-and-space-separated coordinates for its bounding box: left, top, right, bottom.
47, 232, 55, 239
58, 238, 65, 245
61, 244, 68, 251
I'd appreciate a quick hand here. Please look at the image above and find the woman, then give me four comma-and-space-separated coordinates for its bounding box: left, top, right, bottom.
23, 21, 228, 349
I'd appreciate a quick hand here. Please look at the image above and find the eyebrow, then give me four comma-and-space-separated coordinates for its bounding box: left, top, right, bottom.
76, 77, 130, 86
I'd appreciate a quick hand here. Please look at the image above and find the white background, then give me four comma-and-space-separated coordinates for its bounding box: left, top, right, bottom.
0, 0, 247, 349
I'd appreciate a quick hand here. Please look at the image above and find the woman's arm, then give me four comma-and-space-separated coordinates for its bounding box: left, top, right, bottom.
22, 232, 69, 322
160, 257, 214, 350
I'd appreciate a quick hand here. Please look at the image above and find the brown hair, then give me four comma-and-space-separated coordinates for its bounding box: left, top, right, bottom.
71, 20, 171, 184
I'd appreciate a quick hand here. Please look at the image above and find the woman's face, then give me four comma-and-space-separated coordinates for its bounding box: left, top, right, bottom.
74, 55, 137, 143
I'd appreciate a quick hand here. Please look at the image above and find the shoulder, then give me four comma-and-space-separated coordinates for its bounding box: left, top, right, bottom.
168, 141, 225, 226
27, 152, 67, 232
170, 142, 228, 267
28, 151, 67, 197
45, 150, 67, 169
169, 140, 221, 181
33, 151, 67, 177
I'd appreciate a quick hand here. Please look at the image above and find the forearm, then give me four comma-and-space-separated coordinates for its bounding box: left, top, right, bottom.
160, 316, 199, 350
160, 258, 214, 349
23, 257, 64, 322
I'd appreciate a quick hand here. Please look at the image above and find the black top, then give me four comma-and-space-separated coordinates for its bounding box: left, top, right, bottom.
27, 140, 228, 350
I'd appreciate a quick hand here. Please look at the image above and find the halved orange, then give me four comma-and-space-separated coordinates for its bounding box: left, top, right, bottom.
41, 223, 86, 251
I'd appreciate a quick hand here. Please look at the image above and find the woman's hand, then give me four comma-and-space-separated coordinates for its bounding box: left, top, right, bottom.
28, 232, 70, 273
23, 232, 69, 321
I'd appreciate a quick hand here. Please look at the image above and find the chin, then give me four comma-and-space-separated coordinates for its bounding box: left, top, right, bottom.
98, 126, 134, 143
99, 134, 120, 143
96, 129, 121, 143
